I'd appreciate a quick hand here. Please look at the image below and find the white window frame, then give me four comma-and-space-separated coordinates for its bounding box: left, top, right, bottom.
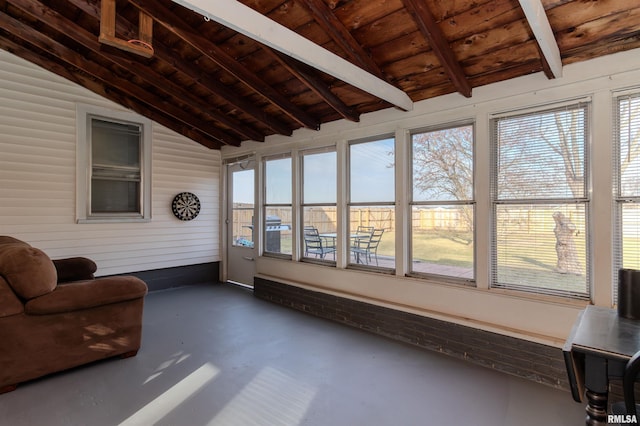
490, 100, 591, 299
409, 121, 476, 283
614, 90, 640, 300
347, 134, 396, 272
76, 104, 152, 223
262, 153, 293, 259
300, 146, 338, 265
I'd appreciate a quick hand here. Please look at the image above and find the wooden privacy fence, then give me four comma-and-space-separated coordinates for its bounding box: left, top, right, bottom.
235, 206, 583, 236
232, 205, 471, 236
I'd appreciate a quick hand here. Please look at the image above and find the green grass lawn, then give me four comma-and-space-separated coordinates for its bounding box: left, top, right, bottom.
406, 230, 473, 268
273, 229, 640, 296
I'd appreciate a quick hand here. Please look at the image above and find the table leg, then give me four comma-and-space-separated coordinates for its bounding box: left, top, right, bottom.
584, 354, 608, 426
584, 389, 608, 425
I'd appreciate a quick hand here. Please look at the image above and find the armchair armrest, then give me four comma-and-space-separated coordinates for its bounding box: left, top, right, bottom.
25, 276, 147, 315
52, 257, 97, 283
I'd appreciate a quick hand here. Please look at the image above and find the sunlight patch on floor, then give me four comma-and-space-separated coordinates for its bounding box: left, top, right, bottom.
143, 351, 192, 385
119, 362, 220, 425
207, 366, 317, 426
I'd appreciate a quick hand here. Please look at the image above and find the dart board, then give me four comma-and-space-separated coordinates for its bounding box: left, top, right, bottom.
171, 192, 201, 221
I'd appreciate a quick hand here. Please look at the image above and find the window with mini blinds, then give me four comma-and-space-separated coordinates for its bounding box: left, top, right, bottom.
76, 105, 151, 222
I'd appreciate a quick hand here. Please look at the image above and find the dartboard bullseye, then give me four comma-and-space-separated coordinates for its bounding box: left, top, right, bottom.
172, 192, 201, 221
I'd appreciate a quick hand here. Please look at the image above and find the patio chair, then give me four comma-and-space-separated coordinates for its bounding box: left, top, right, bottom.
356, 226, 374, 236
303, 227, 336, 260
351, 228, 384, 265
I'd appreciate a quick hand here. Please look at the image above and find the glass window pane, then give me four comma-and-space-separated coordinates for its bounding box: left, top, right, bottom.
412, 126, 473, 202
303, 206, 337, 235
348, 206, 394, 268
411, 205, 474, 279
492, 103, 589, 299
494, 204, 588, 297
619, 96, 640, 197
304, 151, 336, 204
495, 107, 586, 200
265, 207, 292, 255
622, 204, 640, 270
350, 138, 394, 203
302, 206, 337, 261
232, 169, 254, 247
91, 118, 141, 168
91, 179, 139, 213
265, 158, 291, 204
90, 118, 142, 215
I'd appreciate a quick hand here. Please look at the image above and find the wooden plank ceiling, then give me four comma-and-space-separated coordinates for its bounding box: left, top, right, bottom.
0, 0, 639, 149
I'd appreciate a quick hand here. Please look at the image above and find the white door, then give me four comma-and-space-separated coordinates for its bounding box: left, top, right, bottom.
226, 161, 256, 286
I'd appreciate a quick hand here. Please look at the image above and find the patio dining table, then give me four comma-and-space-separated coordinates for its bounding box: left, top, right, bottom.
318, 232, 372, 264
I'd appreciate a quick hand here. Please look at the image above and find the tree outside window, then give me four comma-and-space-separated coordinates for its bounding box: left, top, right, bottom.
411, 124, 474, 280
492, 103, 589, 298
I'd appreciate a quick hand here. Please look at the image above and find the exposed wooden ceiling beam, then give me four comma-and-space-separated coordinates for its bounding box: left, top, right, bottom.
518, 0, 563, 78
129, 0, 322, 131
264, 48, 360, 123
0, 3, 241, 147
170, 0, 414, 111
402, 0, 472, 98
64, 0, 293, 138
299, 0, 385, 80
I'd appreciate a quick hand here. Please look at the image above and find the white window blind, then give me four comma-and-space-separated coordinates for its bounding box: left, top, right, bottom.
491, 102, 590, 298
615, 93, 640, 297
76, 105, 151, 223
90, 118, 142, 214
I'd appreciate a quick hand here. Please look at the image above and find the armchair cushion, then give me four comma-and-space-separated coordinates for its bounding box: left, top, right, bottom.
0, 277, 24, 318
0, 244, 57, 300
25, 276, 148, 315
53, 257, 97, 283
0, 236, 28, 246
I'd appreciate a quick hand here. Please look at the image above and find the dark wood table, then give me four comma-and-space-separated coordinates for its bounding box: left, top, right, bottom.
563, 305, 640, 425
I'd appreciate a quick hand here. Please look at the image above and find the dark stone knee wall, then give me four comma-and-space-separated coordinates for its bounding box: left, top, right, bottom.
254, 276, 570, 391
115, 262, 219, 292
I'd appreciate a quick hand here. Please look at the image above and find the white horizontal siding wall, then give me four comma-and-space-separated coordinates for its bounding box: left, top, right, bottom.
0, 50, 220, 277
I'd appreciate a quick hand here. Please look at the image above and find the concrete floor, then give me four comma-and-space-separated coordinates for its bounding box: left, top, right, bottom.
0, 283, 586, 426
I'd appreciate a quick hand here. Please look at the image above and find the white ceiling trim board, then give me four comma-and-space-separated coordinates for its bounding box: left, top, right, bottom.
518, 0, 563, 78
171, 0, 414, 111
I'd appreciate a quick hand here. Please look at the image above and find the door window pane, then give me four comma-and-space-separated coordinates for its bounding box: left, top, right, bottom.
232, 169, 254, 247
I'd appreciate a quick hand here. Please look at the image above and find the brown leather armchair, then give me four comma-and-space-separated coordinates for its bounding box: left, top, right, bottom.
0, 236, 148, 393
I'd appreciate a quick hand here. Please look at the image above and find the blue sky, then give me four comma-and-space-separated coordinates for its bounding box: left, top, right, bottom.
233, 137, 395, 205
